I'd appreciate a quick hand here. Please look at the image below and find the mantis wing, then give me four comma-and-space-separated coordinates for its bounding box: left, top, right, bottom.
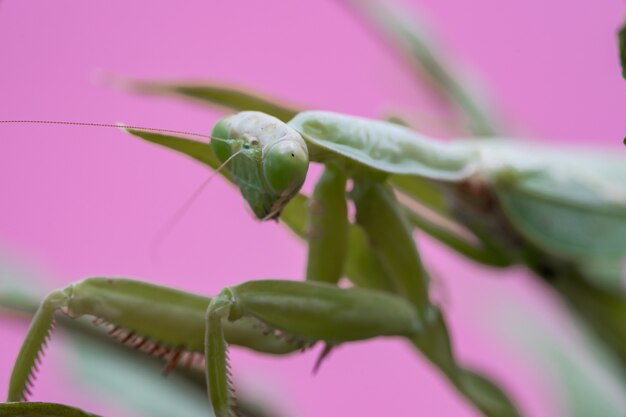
475, 141, 626, 265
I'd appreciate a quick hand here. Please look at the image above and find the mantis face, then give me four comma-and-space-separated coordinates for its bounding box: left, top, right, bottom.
211, 111, 309, 220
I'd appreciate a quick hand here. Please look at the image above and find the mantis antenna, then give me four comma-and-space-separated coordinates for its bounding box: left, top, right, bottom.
0, 120, 215, 141
149, 149, 244, 261
0, 119, 237, 259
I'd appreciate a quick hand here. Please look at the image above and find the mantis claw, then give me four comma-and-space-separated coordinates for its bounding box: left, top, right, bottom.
312, 344, 334, 374
8, 290, 66, 401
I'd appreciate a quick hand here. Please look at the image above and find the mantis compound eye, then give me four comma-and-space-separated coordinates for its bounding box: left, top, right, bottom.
210, 117, 234, 163
263, 138, 309, 196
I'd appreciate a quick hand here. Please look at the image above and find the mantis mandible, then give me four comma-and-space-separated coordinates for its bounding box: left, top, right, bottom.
5, 105, 625, 417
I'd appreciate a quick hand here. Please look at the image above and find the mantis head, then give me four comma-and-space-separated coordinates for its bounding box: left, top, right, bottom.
211, 111, 309, 220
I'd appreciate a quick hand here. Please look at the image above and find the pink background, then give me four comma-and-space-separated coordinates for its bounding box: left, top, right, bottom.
0, 1, 625, 416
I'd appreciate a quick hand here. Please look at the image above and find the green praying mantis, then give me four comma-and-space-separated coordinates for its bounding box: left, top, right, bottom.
2, 3, 625, 415
3, 99, 626, 417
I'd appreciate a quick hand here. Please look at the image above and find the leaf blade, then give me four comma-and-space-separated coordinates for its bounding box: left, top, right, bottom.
343, 0, 499, 135
0, 402, 102, 417
116, 78, 301, 122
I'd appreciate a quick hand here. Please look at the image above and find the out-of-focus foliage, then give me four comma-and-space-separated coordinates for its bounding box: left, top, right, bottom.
490, 282, 626, 416
342, 0, 499, 135
109, 77, 299, 123
0, 402, 102, 417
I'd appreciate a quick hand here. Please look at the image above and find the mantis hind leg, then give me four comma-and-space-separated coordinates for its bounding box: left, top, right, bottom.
7, 278, 299, 402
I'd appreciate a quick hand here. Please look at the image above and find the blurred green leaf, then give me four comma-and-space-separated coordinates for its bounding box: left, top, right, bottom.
493, 278, 626, 417
115, 78, 300, 122
0, 402, 102, 417
552, 275, 626, 368
69, 332, 214, 417
343, 0, 499, 136
123, 129, 228, 178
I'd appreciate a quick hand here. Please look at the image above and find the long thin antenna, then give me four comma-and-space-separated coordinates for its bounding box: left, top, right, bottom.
150, 149, 245, 261
0, 120, 214, 141
1, 118, 236, 260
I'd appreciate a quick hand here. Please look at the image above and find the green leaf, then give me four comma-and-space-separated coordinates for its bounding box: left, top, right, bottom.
493, 277, 626, 416
343, 0, 499, 136
69, 332, 214, 417
118, 79, 301, 122
124, 128, 229, 178
553, 276, 626, 368
0, 402, 102, 417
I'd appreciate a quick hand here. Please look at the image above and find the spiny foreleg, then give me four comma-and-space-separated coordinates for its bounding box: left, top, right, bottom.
7, 278, 300, 402
205, 280, 424, 417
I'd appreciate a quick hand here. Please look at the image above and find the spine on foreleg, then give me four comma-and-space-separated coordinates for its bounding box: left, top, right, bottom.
7, 290, 66, 401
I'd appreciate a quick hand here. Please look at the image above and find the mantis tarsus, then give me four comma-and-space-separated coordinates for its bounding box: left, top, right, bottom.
5, 97, 626, 417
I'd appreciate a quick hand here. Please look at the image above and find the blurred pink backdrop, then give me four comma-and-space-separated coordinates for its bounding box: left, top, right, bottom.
0, 1, 624, 416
